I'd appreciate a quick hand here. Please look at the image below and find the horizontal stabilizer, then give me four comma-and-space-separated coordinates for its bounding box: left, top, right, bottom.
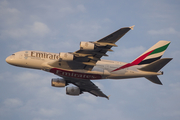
145, 76, 162, 85
139, 58, 172, 72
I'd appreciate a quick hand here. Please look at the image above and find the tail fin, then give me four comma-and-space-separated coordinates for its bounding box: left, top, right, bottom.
132, 40, 171, 65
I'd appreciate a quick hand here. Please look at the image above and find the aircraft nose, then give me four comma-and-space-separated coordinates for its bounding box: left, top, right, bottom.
6, 55, 15, 65
6, 56, 11, 64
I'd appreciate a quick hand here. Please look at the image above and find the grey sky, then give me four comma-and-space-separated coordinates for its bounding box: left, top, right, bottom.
0, 0, 180, 120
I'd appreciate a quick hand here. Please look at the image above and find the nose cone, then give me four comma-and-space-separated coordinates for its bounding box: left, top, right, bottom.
6, 56, 12, 64
6, 56, 10, 63
6, 56, 14, 65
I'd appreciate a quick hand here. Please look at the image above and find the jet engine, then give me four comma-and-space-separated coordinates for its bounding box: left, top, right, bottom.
59, 52, 74, 61
66, 86, 82, 96
51, 78, 66, 87
80, 41, 95, 50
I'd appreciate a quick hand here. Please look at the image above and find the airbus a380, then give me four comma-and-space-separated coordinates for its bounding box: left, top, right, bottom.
6, 26, 172, 99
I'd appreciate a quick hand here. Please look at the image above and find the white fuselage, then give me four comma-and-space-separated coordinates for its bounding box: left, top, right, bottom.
6, 51, 162, 80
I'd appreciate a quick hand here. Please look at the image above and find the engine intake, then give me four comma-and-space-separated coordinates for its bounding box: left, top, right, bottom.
80, 42, 95, 50
59, 52, 74, 61
51, 78, 66, 87
66, 86, 82, 96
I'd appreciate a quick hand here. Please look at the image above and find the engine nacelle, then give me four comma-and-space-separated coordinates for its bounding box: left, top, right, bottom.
59, 52, 74, 61
66, 86, 81, 96
51, 78, 66, 87
80, 41, 95, 50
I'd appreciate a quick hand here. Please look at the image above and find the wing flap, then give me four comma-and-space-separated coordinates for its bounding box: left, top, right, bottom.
94, 42, 118, 47
82, 62, 96, 66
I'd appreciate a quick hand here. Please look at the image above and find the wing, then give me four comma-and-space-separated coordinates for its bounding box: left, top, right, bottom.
64, 77, 109, 99
49, 26, 134, 70
73, 26, 134, 70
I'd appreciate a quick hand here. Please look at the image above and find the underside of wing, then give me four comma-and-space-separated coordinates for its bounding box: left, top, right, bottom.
73, 26, 134, 70
64, 77, 109, 99
48, 26, 134, 71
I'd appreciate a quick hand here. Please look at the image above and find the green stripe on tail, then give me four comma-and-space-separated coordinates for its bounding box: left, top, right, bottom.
149, 43, 170, 56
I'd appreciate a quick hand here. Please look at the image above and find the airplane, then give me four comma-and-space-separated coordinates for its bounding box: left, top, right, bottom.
6, 26, 172, 99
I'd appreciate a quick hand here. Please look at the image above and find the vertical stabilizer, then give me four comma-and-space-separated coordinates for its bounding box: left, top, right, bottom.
131, 40, 171, 65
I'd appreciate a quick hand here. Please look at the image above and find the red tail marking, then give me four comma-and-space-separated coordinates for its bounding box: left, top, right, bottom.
131, 50, 154, 65
112, 50, 154, 72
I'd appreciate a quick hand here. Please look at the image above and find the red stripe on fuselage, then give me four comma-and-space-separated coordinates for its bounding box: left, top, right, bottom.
50, 68, 102, 79
112, 50, 154, 72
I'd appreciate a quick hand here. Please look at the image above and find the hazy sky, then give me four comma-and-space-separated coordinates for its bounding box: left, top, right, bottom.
0, 0, 180, 120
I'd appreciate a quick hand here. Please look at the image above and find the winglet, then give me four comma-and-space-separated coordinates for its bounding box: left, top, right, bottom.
130, 25, 135, 30
107, 95, 111, 100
